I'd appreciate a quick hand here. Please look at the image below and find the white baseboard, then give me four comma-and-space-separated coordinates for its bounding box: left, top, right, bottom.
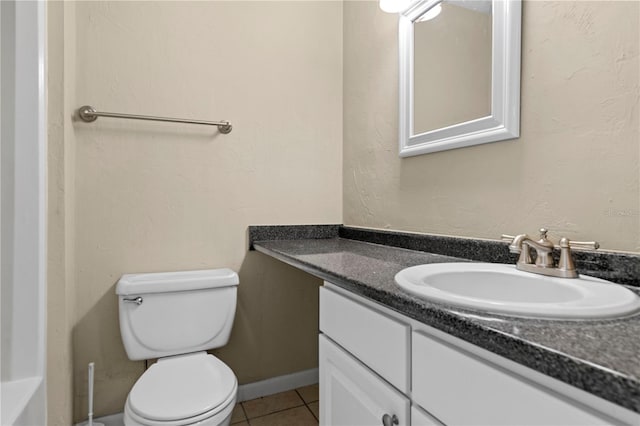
237, 368, 319, 402
83, 368, 319, 425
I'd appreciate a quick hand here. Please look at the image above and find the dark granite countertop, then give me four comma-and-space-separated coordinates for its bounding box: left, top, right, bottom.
252, 237, 640, 414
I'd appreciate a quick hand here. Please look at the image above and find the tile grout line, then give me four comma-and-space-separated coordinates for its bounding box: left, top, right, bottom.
306, 402, 319, 422
243, 403, 307, 421
239, 401, 250, 426
296, 388, 319, 422
231, 401, 252, 425
238, 388, 319, 425
241, 401, 250, 426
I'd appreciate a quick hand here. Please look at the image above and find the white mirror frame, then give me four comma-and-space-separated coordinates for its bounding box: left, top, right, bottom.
399, 0, 522, 157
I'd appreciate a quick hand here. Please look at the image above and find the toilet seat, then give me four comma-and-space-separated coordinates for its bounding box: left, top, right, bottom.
126, 352, 237, 425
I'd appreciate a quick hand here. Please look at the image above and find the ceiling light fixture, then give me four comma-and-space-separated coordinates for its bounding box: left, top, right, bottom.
379, 0, 412, 14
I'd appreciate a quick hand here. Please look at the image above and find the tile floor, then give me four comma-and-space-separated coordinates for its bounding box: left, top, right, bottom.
231, 384, 319, 425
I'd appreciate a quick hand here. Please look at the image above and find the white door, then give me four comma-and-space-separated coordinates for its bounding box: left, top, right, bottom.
319, 335, 410, 426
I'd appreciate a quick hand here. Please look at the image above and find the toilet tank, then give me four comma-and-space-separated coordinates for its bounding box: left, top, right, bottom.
116, 269, 239, 361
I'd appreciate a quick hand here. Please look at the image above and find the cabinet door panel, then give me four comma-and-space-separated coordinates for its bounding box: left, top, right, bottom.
319, 335, 410, 426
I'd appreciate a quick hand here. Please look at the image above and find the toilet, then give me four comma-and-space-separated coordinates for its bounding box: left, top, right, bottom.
116, 268, 240, 426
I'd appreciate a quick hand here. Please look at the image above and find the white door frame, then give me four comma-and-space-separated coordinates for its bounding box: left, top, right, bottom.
0, 0, 47, 424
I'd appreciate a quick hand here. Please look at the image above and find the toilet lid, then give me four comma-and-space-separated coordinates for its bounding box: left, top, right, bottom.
129, 353, 237, 421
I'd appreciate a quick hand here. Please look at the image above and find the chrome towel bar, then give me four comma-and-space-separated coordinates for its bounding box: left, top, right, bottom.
77, 105, 233, 134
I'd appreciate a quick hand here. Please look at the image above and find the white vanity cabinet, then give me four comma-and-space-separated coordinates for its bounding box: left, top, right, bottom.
319, 283, 639, 426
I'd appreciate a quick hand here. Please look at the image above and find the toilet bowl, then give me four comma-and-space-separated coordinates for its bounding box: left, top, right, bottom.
117, 269, 240, 426
123, 353, 237, 426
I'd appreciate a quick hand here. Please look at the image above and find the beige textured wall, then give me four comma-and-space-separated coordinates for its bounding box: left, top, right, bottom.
47, 1, 76, 424
48, 1, 342, 423
344, 0, 640, 252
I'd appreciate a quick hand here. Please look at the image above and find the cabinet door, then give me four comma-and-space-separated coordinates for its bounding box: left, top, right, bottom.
319, 335, 410, 426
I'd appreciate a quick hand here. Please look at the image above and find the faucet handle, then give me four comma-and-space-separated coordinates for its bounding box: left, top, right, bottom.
557, 237, 599, 251
501, 234, 516, 242
556, 237, 600, 278
561, 239, 600, 251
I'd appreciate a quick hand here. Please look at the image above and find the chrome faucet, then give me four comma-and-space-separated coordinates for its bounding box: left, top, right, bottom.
502, 228, 599, 278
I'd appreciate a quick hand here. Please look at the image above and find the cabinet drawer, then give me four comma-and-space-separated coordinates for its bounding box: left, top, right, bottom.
320, 286, 410, 392
412, 331, 614, 425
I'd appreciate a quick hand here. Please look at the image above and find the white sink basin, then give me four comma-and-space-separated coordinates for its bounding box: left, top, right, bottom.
394, 263, 640, 319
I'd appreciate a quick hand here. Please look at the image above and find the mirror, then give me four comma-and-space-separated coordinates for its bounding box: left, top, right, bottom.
399, 0, 521, 157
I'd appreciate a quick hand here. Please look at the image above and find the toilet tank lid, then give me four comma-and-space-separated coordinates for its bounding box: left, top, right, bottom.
116, 268, 239, 295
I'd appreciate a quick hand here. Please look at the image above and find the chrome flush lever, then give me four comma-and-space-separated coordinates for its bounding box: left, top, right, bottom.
123, 296, 143, 305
